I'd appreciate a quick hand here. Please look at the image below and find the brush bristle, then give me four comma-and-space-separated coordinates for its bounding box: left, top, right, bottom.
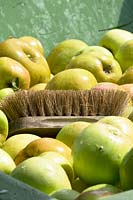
0, 89, 130, 121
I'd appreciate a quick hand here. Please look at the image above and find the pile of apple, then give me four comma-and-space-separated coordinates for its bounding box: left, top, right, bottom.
0, 113, 133, 199
0, 28, 132, 199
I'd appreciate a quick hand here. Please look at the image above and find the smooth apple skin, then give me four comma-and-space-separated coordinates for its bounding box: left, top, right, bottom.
2, 133, 40, 159
51, 188, 79, 200
118, 66, 133, 84
19, 36, 45, 56
0, 110, 9, 147
99, 116, 133, 142
45, 68, 97, 90
0, 148, 16, 174
115, 40, 133, 72
47, 39, 88, 75
72, 122, 132, 185
39, 151, 74, 183
0, 57, 30, 89
11, 156, 72, 194
14, 137, 72, 165
29, 83, 47, 91
99, 29, 133, 56
92, 82, 121, 90
81, 46, 114, 59
66, 53, 122, 83
56, 121, 90, 148
76, 183, 121, 199
120, 147, 133, 190
0, 38, 51, 86
0, 88, 14, 101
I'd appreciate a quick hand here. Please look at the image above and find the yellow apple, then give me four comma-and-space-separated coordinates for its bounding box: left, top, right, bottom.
2, 133, 40, 159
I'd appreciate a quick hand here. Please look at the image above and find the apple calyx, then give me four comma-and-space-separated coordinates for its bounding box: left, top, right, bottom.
11, 77, 19, 91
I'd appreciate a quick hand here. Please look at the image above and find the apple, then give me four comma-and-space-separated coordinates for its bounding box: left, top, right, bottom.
75, 192, 99, 200
72, 122, 132, 185
119, 147, 133, 190
14, 137, 72, 165
92, 82, 121, 90
118, 66, 133, 84
66, 52, 122, 83
0, 37, 51, 86
0, 88, 14, 101
0, 57, 30, 89
19, 36, 45, 56
56, 121, 90, 148
80, 45, 114, 59
83, 183, 121, 193
0, 148, 16, 174
99, 29, 133, 56
120, 84, 133, 98
45, 68, 97, 90
0, 110, 8, 147
51, 188, 79, 200
2, 133, 40, 159
11, 156, 71, 194
29, 83, 47, 91
99, 116, 133, 142
71, 177, 90, 193
47, 39, 88, 74
75, 183, 121, 200
39, 151, 74, 183
115, 40, 133, 72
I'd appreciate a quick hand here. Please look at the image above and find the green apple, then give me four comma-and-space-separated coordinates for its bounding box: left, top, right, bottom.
56, 121, 90, 148
75, 184, 121, 200
116, 40, 133, 72
0, 37, 51, 86
119, 147, 133, 190
47, 39, 88, 74
51, 188, 79, 200
66, 52, 122, 83
29, 83, 47, 91
0, 57, 30, 89
83, 183, 121, 193
39, 151, 74, 182
72, 122, 132, 185
0, 88, 14, 101
71, 177, 90, 193
11, 156, 72, 194
99, 116, 133, 142
45, 68, 97, 90
0, 148, 16, 174
118, 66, 133, 84
0, 110, 8, 147
75, 192, 99, 200
99, 29, 133, 56
2, 133, 40, 159
19, 36, 45, 56
79, 45, 114, 59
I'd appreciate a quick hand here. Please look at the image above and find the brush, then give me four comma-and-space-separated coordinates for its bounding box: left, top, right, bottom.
0, 88, 130, 137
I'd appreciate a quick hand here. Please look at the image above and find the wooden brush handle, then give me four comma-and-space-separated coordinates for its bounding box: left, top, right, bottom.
9, 116, 103, 138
